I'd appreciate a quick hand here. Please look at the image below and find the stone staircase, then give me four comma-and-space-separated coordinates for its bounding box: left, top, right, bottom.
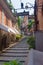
0, 38, 29, 65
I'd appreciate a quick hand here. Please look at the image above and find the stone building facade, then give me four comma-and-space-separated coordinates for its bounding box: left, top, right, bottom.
35, 0, 43, 51
0, 0, 19, 34
36, 0, 43, 31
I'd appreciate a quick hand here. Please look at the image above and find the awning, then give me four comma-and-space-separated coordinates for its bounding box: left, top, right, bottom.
0, 24, 20, 34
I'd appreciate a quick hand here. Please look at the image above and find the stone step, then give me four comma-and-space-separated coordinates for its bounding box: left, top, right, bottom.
0, 54, 28, 57
17, 43, 28, 45
8, 48, 29, 50
5, 52, 29, 54
3, 50, 29, 53
0, 38, 29, 65
14, 46, 29, 48
0, 57, 27, 62
13, 44, 28, 48
0, 53, 28, 57
2, 52, 29, 54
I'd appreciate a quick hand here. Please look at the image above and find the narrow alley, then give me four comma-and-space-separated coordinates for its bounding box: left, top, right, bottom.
0, 0, 43, 65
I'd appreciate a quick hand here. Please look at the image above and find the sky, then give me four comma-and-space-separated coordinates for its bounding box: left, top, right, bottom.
11, 0, 35, 15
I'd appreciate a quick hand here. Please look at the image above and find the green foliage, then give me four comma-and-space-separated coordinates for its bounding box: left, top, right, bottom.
20, 34, 23, 38
28, 20, 35, 31
3, 60, 23, 65
27, 36, 35, 49
18, 17, 21, 27
6, 0, 16, 14
16, 34, 22, 41
28, 23, 32, 31
7, 0, 13, 10
8, 3, 13, 10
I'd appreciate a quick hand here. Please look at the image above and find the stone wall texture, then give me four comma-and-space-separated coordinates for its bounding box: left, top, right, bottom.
36, 0, 43, 31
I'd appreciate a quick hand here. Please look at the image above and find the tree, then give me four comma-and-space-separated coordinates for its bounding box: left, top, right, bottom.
7, 0, 13, 10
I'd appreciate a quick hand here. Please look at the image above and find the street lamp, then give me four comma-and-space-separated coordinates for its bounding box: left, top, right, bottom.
21, 2, 24, 9
20, 0, 24, 9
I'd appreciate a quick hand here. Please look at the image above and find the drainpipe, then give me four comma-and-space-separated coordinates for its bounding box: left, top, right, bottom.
34, 0, 37, 31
